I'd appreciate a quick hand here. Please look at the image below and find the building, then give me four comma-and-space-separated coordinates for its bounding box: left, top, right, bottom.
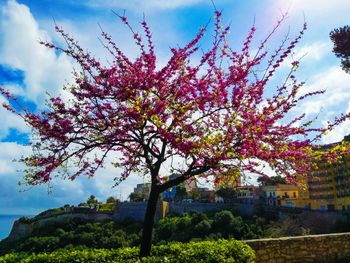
307, 154, 350, 211
197, 187, 216, 203
184, 177, 198, 192
130, 183, 151, 201
235, 185, 259, 204
162, 186, 177, 201
257, 135, 350, 211
162, 174, 198, 201
292, 174, 311, 209
258, 135, 350, 211
134, 183, 151, 194
263, 184, 300, 208
162, 174, 180, 201
307, 135, 350, 211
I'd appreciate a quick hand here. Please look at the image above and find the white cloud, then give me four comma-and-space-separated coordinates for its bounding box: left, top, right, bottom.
0, 1, 147, 214
297, 66, 350, 117
0, 93, 30, 139
272, 0, 350, 39
283, 41, 331, 67
0, 0, 73, 104
0, 141, 143, 214
0, 142, 30, 175
322, 101, 350, 144
86, 154, 144, 201
289, 65, 350, 145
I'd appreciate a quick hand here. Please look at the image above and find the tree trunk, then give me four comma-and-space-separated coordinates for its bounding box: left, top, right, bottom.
139, 186, 160, 257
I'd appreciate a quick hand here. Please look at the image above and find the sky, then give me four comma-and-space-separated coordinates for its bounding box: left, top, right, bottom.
1, 0, 350, 215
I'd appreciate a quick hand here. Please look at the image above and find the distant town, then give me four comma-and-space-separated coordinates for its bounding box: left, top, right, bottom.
128, 134, 350, 213
24, 134, 350, 222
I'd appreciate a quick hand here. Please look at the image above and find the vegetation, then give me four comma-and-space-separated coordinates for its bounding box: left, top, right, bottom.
330, 25, 350, 73
86, 195, 98, 206
257, 175, 287, 186
4, 207, 350, 261
0, 239, 255, 263
0, 218, 142, 255
0, 210, 317, 256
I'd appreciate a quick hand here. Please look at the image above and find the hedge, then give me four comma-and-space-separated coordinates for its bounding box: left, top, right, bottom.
0, 239, 255, 263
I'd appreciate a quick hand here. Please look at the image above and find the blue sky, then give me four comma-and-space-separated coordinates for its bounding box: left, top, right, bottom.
1, 0, 350, 215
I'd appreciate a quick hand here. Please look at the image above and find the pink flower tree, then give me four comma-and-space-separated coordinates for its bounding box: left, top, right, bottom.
1, 11, 350, 257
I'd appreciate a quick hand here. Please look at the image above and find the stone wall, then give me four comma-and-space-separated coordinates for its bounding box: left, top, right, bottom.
167, 202, 228, 214
113, 202, 158, 221
245, 233, 350, 263
166, 202, 255, 216
113, 201, 256, 221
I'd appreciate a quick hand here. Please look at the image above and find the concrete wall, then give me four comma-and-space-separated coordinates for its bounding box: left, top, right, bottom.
245, 233, 350, 263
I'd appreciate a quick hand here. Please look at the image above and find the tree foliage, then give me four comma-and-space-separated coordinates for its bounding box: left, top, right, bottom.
2, 10, 350, 257
257, 175, 287, 186
330, 26, 350, 73
86, 195, 98, 206
3, 12, 348, 189
106, 196, 117, 204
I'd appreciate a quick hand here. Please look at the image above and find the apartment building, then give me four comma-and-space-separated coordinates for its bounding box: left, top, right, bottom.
263, 184, 300, 207
235, 185, 260, 204
307, 135, 350, 211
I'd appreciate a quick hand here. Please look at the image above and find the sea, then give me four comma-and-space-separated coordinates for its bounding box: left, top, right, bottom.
0, 215, 31, 241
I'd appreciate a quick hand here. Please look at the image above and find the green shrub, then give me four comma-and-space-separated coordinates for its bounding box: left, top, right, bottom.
0, 239, 255, 263
99, 203, 116, 211
17, 236, 59, 253
193, 220, 211, 237
152, 240, 255, 263
190, 212, 208, 225
0, 252, 28, 263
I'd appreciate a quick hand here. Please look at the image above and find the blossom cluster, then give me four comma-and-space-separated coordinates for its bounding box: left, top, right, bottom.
1, 11, 349, 190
